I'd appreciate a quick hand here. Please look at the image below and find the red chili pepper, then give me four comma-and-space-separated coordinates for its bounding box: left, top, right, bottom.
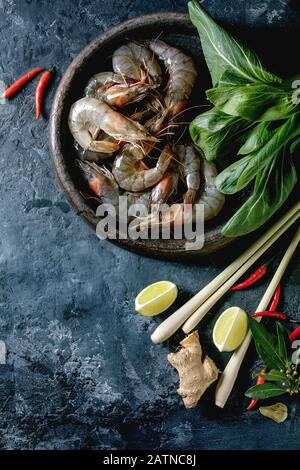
35, 69, 54, 119
1, 67, 45, 99
247, 370, 266, 410
289, 325, 300, 342
252, 311, 287, 320
268, 283, 281, 312
230, 265, 268, 291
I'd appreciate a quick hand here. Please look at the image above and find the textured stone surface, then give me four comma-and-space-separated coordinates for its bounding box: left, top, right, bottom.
0, 0, 299, 450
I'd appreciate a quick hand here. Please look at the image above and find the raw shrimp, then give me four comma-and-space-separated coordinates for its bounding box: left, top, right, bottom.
148, 39, 197, 117
112, 143, 172, 192
176, 145, 201, 204
113, 42, 162, 84
125, 174, 177, 212
85, 71, 156, 108
78, 160, 173, 219
124, 170, 178, 225
196, 158, 225, 221
78, 160, 120, 207
135, 155, 225, 231
69, 97, 158, 153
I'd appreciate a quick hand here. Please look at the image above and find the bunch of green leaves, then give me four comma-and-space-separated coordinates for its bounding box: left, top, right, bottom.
188, 0, 300, 237
245, 318, 300, 400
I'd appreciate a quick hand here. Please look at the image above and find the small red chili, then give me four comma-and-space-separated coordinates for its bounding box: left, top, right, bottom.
1, 67, 45, 99
289, 325, 300, 342
35, 69, 54, 119
252, 311, 287, 320
247, 370, 266, 411
268, 283, 281, 312
230, 265, 268, 291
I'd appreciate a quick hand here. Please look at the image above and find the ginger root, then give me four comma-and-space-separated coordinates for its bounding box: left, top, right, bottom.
168, 331, 218, 408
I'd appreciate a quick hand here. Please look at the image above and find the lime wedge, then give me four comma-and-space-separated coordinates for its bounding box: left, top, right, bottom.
135, 281, 178, 316
213, 306, 248, 352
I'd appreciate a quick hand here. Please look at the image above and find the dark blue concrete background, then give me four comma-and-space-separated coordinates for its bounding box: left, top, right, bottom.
0, 0, 299, 450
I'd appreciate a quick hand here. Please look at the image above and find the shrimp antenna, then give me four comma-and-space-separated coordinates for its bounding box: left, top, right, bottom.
79, 191, 101, 203
171, 103, 211, 121
120, 71, 129, 87
144, 144, 186, 171
155, 121, 187, 139
157, 131, 176, 138
123, 37, 153, 84
153, 145, 186, 170
152, 31, 164, 43
174, 125, 188, 146
142, 143, 173, 162
144, 47, 158, 83
156, 122, 180, 136
131, 141, 150, 156
170, 121, 192, 126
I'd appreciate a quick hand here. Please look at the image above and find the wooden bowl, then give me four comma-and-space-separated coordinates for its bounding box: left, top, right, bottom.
49, 13, 237, 259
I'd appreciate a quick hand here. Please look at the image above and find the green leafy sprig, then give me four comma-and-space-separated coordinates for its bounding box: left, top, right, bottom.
245, 318, 300, 400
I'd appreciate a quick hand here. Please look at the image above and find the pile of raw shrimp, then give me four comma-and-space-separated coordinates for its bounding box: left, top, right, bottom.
68, 39, 225, 228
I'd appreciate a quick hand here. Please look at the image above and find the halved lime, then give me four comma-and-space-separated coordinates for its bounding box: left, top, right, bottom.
213, 306, 248, 352
135, 281, 178, 316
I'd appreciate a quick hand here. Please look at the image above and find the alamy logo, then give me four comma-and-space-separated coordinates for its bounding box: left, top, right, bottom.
0, 80, 5, 103
292, 80, 300, 105
291, 340, 300, 365
95, 197, 205, 251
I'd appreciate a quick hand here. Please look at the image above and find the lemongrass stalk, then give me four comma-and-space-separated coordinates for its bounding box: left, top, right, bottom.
182, 210, 299, 333
215, 225, 300, 408
151, 202, 300, 344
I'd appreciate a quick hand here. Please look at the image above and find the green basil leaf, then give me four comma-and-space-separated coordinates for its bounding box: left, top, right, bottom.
245, 383, 286, 399
189, 108, 251, 161
276, 322, 288, 366
188, 0, 281, 86
247, 317, 287, 370
206, 84, 296, 122
238, 121, 277, 155
222, 150, 297, 236
262, 370, 287, 382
